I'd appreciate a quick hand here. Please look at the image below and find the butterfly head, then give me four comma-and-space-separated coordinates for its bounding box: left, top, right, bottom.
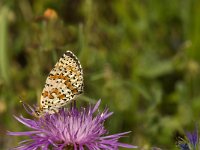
31, 107, 43, 118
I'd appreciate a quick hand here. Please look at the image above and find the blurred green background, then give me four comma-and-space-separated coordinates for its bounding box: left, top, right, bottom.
1, 0, 200, 149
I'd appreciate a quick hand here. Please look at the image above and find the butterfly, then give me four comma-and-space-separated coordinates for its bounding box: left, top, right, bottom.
34, 51, 83, 117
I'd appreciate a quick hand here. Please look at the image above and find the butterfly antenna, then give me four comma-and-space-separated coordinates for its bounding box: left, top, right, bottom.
18, 96, 35, 116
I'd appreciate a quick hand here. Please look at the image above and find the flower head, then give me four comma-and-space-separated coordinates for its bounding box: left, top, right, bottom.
178, 142, 190, 150
8, 100, 137, 150
186, 126, 198, 149
177, 126, 199, 150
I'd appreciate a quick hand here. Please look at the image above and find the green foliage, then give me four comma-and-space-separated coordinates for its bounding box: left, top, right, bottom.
1, 0, 200, 149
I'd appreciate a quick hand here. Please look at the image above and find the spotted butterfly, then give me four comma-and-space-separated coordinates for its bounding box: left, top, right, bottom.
35, 51, 83, 117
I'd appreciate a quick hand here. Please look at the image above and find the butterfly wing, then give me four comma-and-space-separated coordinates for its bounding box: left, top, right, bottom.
40, 51, 83, 114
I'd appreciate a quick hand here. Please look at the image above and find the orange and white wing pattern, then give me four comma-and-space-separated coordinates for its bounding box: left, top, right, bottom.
38, 51, 83, 116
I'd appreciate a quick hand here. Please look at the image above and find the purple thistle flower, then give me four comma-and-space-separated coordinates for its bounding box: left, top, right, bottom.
178, 143, 190, 150
8, 100, 137, 150
177, 126, 199, 150
186, 126, 198, 149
